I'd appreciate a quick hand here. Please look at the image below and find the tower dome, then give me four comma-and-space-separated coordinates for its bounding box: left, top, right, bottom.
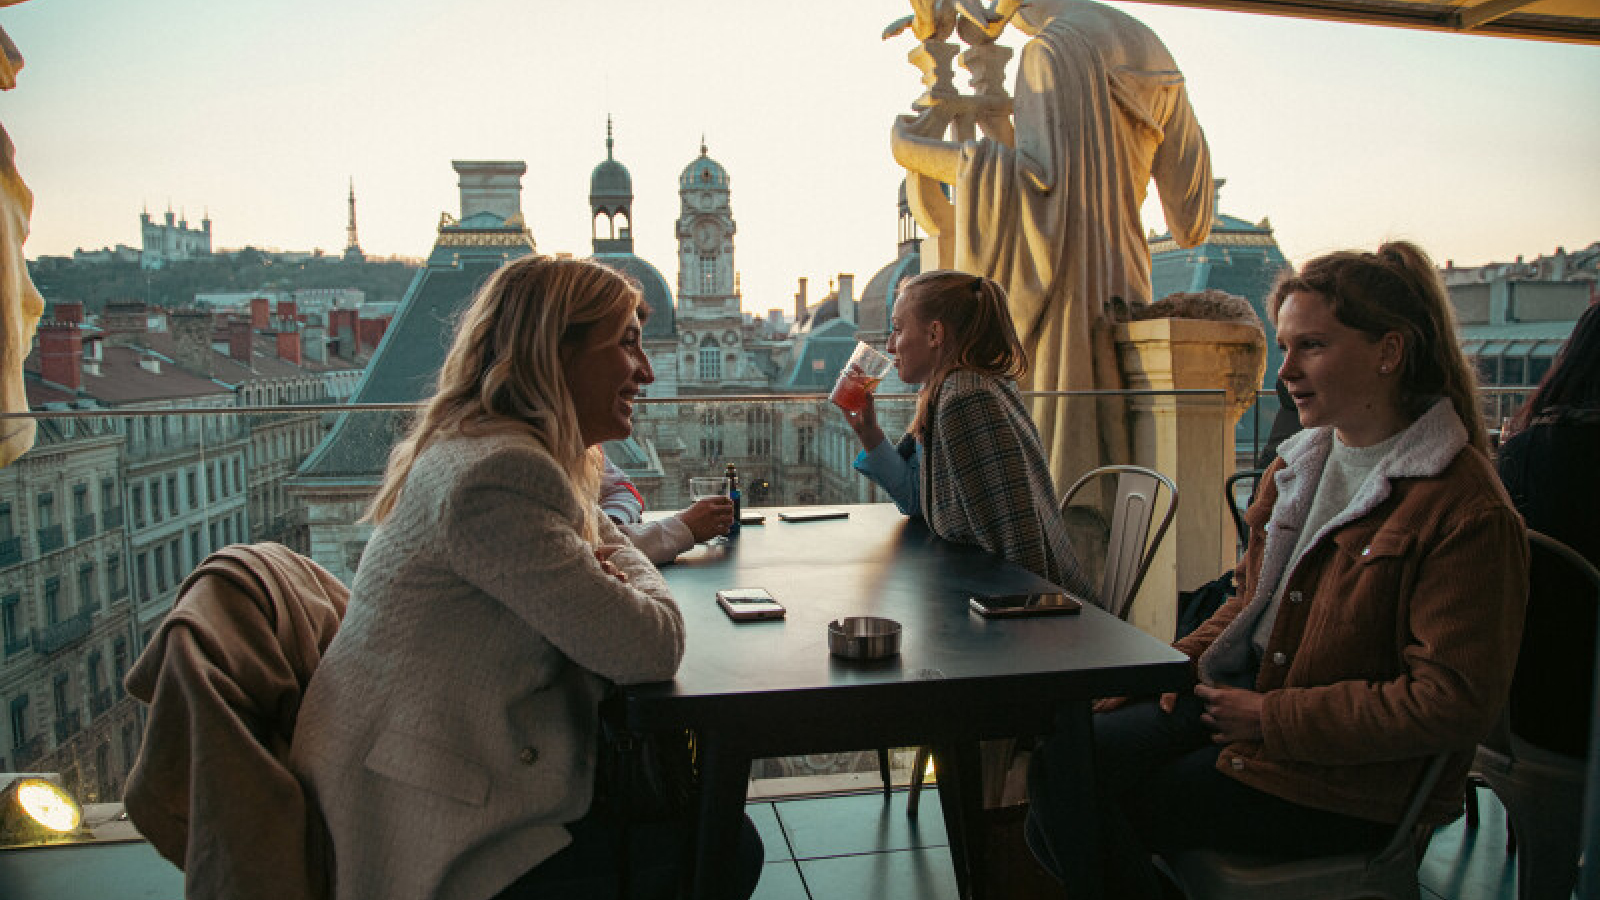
590, 117, 632, 210
679, 139, 729, 188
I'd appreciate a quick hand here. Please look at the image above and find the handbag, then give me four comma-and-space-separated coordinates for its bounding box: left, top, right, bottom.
594, 700, 699, 824
1176, 570, 1235, 640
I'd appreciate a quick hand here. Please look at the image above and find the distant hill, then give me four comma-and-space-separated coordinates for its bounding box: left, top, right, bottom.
27, 251, 421, 311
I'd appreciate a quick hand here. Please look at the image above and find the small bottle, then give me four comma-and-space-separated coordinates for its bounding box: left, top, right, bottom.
724, 462, 742, 538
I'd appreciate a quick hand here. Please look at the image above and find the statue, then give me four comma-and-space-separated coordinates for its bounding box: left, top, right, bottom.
889, 0, 1214, 488
0, 2, 45, 468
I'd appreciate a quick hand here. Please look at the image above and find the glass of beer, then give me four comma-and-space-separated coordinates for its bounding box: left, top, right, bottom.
829, 342, 893, 415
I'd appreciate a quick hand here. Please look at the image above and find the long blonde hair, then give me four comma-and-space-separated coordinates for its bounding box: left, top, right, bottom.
901, 270, 1027, 436
365, 255, 642, 540
1268, 241, 1487, 453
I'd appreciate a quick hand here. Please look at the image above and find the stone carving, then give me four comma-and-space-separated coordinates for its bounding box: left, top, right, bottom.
889, 0, 1215, 487
0, 3, 45, 468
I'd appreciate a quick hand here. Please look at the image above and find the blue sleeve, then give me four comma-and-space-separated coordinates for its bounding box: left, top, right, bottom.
853, 439, 921, 515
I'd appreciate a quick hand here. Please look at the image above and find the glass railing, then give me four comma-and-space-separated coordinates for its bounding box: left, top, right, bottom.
0, 386, 1244, 843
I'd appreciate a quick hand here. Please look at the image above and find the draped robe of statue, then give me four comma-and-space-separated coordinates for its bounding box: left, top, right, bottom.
0, 15, 43, 468
951, 3, 1212, 488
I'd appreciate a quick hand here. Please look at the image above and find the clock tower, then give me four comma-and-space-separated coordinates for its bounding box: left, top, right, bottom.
675, 141, 756, 390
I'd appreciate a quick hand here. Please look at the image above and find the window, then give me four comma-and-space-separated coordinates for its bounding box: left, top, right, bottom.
187, 469, 199, 509
107, 554, 122, 599
207, 465, 217, 500
190, 528, 203, 565
798, 426, 814, 464
130, 485, 145, 528
52, 673, 70, 719
154, 549, 167, 594
167, 476, 179, 514
43, 578, 61, 626
747, 407, 773, 457
0, 502, 12, 540
87, 651, 103, 696
233, 458, 243, 492
150, 479, 163, 521
169, 540, 181, 581
100, 479, 116, 515
113, 638, 129, 698
1, 594, 21, 651
73, 483, 90, 517
700, 348, 721, 382
699, 409, 724, 460
135, 553, 148, 600
78, 564, 97, 611
36, 492, 55, 528
699, 254, 717, 293
1529, 357, 1553, 385
10, 696, 28, 746
210, 522, 220, 549
223, 517, 234, 545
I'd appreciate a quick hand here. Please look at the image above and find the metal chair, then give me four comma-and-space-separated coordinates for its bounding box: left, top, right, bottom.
1057, 465, 1179, 622
1224, 468, 1265, 556
1470, 529, 1598, 900
1159, 753, 1451, 900
900, 465, 1178, 812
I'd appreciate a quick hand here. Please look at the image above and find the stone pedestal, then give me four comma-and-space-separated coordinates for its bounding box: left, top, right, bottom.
1114, 318, 1265, 641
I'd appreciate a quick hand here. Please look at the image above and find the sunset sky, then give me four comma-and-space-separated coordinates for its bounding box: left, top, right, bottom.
5, 0, 1598, 314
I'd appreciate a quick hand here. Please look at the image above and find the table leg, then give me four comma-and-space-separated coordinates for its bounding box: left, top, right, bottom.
932, 742, 986, 900
690, 730, 752, 900
1038, 702, 1103, 900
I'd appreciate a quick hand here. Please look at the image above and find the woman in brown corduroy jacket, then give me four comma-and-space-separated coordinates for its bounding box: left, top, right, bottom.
1026, 241, 1528, 898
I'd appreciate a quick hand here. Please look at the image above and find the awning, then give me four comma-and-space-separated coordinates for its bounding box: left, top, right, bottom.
1124, 0, 1600, 45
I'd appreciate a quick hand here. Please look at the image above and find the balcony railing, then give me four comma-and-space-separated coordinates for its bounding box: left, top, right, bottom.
0, 535, 20, 567
102, 505, 125, 530
53, 709, 82, 743
34, 607, 92, 654
36, 524, 64, 554
11, 733, 45, 770
74, 512, 98, 542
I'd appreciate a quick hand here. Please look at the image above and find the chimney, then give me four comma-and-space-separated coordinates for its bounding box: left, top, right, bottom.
250, 297, 270, 330
358, 316, 388, 353
275, 330, 303, 366
228, 318, 252, 363
275, 300, 299, 329
838, 273, 856, 326
452, 159, 527, 222
52, 301, 85, 325
38, 320, 84, 391
101, 300, 149, 347
168, 309, 215, 376
330, 308, 358, 358
794, 277, 808, 324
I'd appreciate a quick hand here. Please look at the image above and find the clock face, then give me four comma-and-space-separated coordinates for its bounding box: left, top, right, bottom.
693, 219, 719, 252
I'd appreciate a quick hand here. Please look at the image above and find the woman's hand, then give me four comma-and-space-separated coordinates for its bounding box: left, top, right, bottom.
842, 393, 887, 451
594, 544, 629, 584
679, 497, 734, 543
1195, 684, 1264, 743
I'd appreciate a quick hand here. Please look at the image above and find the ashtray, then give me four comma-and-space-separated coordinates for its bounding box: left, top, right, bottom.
828, 616, 902, 660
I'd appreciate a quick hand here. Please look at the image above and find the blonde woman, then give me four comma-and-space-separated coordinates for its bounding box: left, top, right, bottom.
843, 269, 1093, 599
292, 256, 760, 900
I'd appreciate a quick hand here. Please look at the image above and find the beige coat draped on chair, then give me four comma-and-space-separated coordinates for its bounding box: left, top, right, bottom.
123, 542, 349, 900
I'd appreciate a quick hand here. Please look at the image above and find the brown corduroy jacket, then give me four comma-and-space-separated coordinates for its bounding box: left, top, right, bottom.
1175, 400, 1528, 827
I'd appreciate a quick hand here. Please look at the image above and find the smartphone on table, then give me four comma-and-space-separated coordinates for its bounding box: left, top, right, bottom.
716, 587, 787, 621
968, 592, 1084, 618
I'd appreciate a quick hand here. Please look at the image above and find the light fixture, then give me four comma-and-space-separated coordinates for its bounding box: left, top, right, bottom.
1, 774, 86, 847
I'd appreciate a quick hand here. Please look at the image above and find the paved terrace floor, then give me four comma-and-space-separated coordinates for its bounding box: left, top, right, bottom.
747, 787, 1523, 900
0, 782, 1533, 899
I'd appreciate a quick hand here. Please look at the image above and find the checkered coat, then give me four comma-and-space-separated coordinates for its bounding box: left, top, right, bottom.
920, 369, 1095, 601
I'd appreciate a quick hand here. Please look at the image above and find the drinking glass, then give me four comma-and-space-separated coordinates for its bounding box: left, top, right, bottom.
688, 477, 729, 501
829, 341, 893, 414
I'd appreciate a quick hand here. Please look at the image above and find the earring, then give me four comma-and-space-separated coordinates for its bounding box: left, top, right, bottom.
1379, 365, 1392, 374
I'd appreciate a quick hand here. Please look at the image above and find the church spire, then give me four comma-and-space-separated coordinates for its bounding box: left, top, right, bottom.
344, 177, 365, 262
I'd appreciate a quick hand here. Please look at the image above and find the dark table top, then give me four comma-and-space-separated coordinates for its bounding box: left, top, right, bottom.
626, 504, 1189, 737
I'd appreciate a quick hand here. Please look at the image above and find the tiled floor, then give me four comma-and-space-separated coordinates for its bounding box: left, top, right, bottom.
747, 786, 1526, 900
